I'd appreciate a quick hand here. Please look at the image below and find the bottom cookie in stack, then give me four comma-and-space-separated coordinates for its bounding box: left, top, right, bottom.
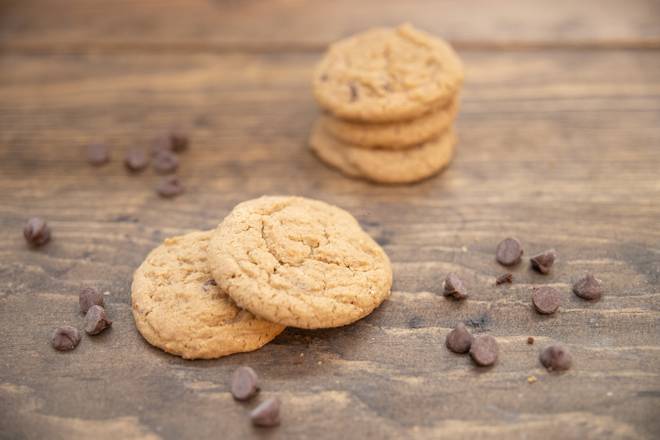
310, 119, 456, 184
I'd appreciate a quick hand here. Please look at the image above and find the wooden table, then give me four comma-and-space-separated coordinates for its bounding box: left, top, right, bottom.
1, 1, 659, 439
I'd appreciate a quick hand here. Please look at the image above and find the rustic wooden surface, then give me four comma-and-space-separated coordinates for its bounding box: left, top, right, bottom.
1, 1, 659, 439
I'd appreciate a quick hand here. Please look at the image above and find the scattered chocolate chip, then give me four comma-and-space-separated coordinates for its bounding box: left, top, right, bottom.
469, 335, 498, 367
443, 273, 468, 300
23, 217, 51, 247
349, 83, 359, 102
79, 287, 104, 314
86, 143, 110, 166
530, 249, 557, 274
573, 274, 603, 300
124, 148, 149, 172
84, 305, 112, 335
495, 273, 513, 285
156, 176, 184, 198
169, 129, 189, 153
250, 397, 281, 427
495, 237, 523, 266
532, 286, 561, 315
231, 366, 259, 401
51, 326, 81, 351
527, 336, 535, 345
540, 345, 572, 371
152, 150, 179, 174
445, 323, 473, 354
203, 279, 217, 290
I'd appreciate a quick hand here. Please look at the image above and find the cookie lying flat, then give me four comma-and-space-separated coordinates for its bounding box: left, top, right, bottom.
310, 120, 456, 184
313, 23, 464, 122
131, 230, 284, 359
208, 196, 392, 329
321, 97, 459, 149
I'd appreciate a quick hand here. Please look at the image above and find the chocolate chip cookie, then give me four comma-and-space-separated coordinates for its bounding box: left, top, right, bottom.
321, 97, 459, 149
208, 197, 392, 329
313, 23, 464, 122
131, 230, 284, 359
310, 120, 456, 184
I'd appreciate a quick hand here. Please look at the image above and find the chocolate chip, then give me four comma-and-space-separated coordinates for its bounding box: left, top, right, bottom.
156, 176, 184, 198
573, 274, 603, 300
79, 287, 104, 314
124, 148, 149, 172
540, 345, 572, 371
51, 326, 81, 351
320, 73, 328, 82
443, 273, 468, 300
530, 249, 557, 274
495, 273, 513, 285
495, 237, 523, 266
87, 143, 110, 166
203, 279, 217, 290
349, 83, 359, 102
169, 129, 189, 153
527, 336, 535, 345
445, 323, 473, 354
84, 305, 112, 335
469, 335, 498, 366
532, 286, 561, 315
250, 397, 281, 427
23, 217, 51, 247
231, 366, 259, 401
152, 150, 179, 174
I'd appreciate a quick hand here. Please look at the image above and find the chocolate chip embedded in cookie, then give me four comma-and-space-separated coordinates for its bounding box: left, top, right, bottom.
310, 119, 456, 184
131, 230, 284, 359
208, 196, 392, 329
313, 23, 464, 122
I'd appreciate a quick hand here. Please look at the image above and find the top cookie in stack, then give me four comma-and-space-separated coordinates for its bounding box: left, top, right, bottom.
309, 23, 464, 184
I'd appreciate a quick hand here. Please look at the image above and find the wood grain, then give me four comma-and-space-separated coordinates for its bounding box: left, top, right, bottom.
1, 1, 659, 439
1, 0, 660, 52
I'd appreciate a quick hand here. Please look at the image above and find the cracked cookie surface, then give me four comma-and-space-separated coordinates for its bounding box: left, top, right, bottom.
310, 119, 456, 184
131, 230, 284, 359
321, 97, 459, 149
208, 196, 392, 329
313, 23, 464, 122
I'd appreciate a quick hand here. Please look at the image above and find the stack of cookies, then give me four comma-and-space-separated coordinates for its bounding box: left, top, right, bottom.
310, 24, 464, 184
131, 196, 392, 359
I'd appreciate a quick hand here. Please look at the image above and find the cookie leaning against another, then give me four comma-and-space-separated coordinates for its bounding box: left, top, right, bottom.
313, 23, 464, 122
321, 97, 459, 150
208, 196, 393, 329
131, 230, 285, 359
310, 120, 456, 184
